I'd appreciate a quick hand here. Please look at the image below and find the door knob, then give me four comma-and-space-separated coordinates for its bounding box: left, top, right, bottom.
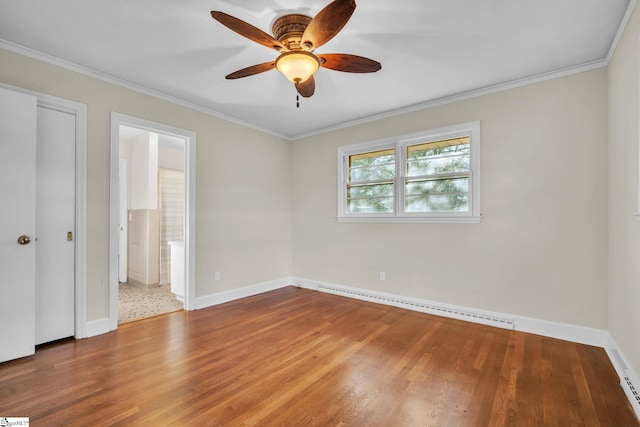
17, 235, 31, 245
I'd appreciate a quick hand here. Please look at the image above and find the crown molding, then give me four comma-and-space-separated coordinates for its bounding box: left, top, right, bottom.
0, 38, 611, 142
0, 39, 290, 140
292, 59, 607, 140
605, 0, 638, 65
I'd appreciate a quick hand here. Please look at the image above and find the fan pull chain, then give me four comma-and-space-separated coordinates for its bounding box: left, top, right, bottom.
296, 94, 300, 108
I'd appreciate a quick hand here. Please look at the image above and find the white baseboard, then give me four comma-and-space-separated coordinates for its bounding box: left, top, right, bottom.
513, 315, 608, 347
293, 278, 607, 346
81, 277, 640, 418
294, 278, 514, 330
80, 279, 293, 338
84, 317, 111, 338
295, 278, 640, 416
605, 336, 640, 418
195, 277, 292, 310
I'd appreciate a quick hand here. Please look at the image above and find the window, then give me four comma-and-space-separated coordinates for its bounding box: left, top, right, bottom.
347, 148, 395, 213
338, 122, 481, 223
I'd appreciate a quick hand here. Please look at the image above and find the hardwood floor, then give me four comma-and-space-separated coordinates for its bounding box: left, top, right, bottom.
1, 286, 638, 426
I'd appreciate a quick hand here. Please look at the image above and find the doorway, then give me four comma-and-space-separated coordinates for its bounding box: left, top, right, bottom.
109, 113, 196, 330
118, 126, 185, 323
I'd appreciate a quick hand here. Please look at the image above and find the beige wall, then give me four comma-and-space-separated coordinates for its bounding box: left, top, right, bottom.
0, 48, 293, 321
127, 132, 158, 210
608, 5, 640, 376
159, 145, 184, 170
2, 32, 635, 378
292, 69, 609, 329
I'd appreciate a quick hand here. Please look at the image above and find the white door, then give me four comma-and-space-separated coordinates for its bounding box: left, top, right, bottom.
0, 87, 37, 363
35, 106, 76, 345
119, 157, 128, 283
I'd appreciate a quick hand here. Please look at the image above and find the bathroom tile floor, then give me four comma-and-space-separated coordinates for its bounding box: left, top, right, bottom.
118, 282, 183, 324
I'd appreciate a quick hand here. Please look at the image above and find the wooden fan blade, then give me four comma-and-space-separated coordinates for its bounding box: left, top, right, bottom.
301, 0, 356, 51
225, 61, 275, 79
319, 53, 381, 73
211, 11, 286, 52
295, 76, 316, 98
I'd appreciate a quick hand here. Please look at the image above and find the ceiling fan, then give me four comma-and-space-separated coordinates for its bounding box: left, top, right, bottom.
211, 0, 381, 99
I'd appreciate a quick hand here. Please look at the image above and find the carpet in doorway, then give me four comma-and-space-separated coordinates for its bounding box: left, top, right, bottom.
119, 282, 183, 324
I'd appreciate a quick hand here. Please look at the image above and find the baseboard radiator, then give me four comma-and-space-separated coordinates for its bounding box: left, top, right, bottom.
310, 282, 639, 418
316, 284, 514, 330
605, 348, 640, 418
622, 374, 640, 412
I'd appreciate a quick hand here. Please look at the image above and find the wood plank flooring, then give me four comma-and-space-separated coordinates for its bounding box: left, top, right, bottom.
1, 286, 638, 426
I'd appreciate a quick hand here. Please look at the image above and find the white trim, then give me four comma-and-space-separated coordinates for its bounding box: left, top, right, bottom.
293, 60, 606, 140
513, 315, 607, 347
0, 82, 88, 339
336, 215, 481, 224
605, 0, 638, 65
109, 113, 197, 331
337, 121, 481, 223
636, 36, 640, 219
293, 278, 610, 347
0, 39, 290, 141
0, 39, 606, 141
84, 318, 111, 338
195, 278, 292, 310
297, 278, 638, 414
605, 335, 640, 418
294, 278, 514, 330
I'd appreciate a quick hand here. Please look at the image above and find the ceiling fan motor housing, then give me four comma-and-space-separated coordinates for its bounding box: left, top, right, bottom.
272, 14, 313, 51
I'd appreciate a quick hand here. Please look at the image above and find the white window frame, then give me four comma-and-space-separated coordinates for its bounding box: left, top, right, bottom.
337, 121, 481, 223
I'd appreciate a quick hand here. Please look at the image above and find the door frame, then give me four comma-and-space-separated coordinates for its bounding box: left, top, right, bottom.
109, 112, 197, 330
0, 82, 88, 339
118, 157, 128, 283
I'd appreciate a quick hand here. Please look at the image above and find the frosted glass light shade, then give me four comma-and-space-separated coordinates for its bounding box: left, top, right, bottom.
275, 51, 320, 83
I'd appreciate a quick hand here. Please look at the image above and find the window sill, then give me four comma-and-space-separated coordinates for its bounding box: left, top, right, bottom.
336, 215, 482, 224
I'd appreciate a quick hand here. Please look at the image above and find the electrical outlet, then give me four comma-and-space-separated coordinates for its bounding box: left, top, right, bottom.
214, 272, 221, 281
379, 272, 386, 281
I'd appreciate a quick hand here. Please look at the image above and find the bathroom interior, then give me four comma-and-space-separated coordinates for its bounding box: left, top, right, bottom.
118, 125, 186, 323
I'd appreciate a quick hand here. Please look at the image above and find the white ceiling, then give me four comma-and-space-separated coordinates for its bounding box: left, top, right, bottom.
0, 0, 632, 139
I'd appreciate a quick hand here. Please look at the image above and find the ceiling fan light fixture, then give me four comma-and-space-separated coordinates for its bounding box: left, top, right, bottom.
275, 51, 320, 84
211, 1, 380, 98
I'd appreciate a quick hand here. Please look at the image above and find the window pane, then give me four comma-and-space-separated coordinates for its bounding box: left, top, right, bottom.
405, 178, 469, 212
405, 178, 469, 195
349, 197, 394, 213
347, 183, 394, 213
405, 194, 469, 213
407, 137, 470, 159
406, 137, 470, 177
349, 148, 395, 182
407, 156, 469, 176
348, 183, 394, 199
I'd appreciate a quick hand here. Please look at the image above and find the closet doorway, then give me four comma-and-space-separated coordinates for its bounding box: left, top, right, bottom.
109, 114, 196, 329
0, 84, 87, 363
